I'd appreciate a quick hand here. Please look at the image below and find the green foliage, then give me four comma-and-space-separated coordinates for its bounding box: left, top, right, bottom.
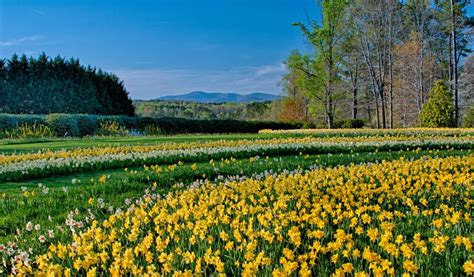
134, 100, 277, 121
0, 114, 46, 130
0, 123, 53, 139
46, 114, 80, 137
0, 113, 302, 138
333, 119, 365, 129
144, 124, 164, 136
76, 115, 98, 137
419, 81, 456, 127
292, 0, 349, 128
96, 121, 129, 136
0, 53, 134, 116
461, 104, 474, 127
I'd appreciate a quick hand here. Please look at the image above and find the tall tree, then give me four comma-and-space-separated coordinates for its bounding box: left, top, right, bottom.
351, 0, 396, 128
280, 51, 311, 122
433, 0, 472, 125
459, 55, 474, 127
0, 53, 135, 115
404, 0, 432, 111
393, 32, 437, 127
293, 0, 348, 128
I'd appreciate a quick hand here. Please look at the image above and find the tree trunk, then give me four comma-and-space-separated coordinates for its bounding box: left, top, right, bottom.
388, 0, 394, 128
380, 87, 387, 129
327, 42, 334, 129
418, 32, 425, 109
373, 86, 380, 129
451, 0, 459, 126
353, 86, 358, 120
350, 66, 359, 120
418, 5, 426, 110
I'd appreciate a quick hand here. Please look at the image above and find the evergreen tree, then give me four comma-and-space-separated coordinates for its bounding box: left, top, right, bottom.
419, 80, 455, 127
0, 53, 135, 116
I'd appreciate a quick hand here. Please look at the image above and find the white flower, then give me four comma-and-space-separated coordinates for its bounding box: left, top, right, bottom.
25, 222, 33, 231
34, 224, 41, 231
38, 235, 46, 243
48, 230, 54, 238
6, 248, 15, 256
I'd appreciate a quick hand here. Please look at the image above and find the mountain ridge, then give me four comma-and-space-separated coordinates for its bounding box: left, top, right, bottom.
156, 91, 280, 103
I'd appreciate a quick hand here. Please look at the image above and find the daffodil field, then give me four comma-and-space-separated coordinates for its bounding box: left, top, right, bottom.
0, 129, 473, 275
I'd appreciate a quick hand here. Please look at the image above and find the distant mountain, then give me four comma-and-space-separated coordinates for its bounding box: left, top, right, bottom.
157, 91, 280, 103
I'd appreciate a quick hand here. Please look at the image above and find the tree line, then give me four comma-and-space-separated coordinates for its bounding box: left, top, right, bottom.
280, 0, 473, 128
0, 53, 135, 116
134, 100, 281, 121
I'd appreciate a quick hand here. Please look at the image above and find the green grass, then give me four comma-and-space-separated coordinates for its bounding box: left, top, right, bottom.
3, 129, 471, 154
0, 133, 292, 154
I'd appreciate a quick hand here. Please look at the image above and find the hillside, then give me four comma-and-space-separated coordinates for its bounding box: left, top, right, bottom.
157, 91, 280, 103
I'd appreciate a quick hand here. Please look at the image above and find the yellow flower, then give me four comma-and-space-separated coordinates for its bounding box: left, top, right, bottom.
224, 241, 234, 251
98, 175, 107, 183
403, 260, 418, 273
288, 226, 302, 247
342, 263, 353, 273
464, 260, 474, 275
367, 228, 378, 242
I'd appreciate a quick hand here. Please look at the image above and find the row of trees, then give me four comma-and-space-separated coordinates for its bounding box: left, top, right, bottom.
0, 53, 135, 115
134, 100, 280, 121
281, 0, 473, 128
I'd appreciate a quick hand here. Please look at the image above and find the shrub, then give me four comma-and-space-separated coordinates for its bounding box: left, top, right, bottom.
0, 114, 46, 131
144, 124, 163, 136
461, 105, 474, 128
76, 115, 98, 137
46, 114, 80, 137
419, 80, 456, 128
0, 114, 19, 131
301, 122, 318, 129
135, 117, 157, 130
96, 121, 128, 136
0, 113, 304, 138
0, 123, 53, 139
333, 119, 365, 129
155, 118, 178, 134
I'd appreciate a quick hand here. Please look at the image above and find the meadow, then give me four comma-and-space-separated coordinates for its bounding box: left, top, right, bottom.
0, 128, 473, 275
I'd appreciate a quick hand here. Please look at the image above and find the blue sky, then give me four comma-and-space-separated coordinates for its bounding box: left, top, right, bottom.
0, 0, 320, 99
0, 1, 472, 99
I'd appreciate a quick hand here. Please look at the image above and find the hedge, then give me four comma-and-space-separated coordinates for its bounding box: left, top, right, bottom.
0, 114, 303, 137
0, 114, 46, 130
333, 119, 365, 129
